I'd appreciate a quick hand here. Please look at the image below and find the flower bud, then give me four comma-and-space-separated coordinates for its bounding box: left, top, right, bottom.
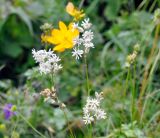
154, 8, 160, 24
134, 44, 140, 52
40, 23, 53, 34
60, 103, 66, 108
11, 105, 17, 111
125, 62, 130, 68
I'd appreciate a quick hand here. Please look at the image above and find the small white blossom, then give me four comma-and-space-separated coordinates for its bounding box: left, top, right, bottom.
39, 62, 52, 74
73, 37, 83, 46
82, 30, 94, 41
95, 109, 106, 120
83, 106, 89, 114
95, 92, 103, 101
81, 18, 92, 29
73, 23, 84, 32
83, 114, 94, 124
72, 48, 84, 60
86, 98, 100, 110
73, 23, 79, 29
84, 42, 94, 49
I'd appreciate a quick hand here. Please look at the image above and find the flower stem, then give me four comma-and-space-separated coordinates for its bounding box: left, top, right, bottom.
84, 55, 90, 96
89, 124, 93, 138
61, 108, 75, 138
138, 24, 160, 115
123, 69, 130, 97
79, 0, 85, 10
131, 64, 136, 122
18, 112, 46, 138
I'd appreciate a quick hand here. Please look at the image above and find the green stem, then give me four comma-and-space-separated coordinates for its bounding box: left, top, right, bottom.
51, 72, 75, 138
149, 0, 157, 13
131, 64, 136, 122
61, 108, 75, 138
139, 24, 160, 107
140, 49, 160, 123
79, 0, 85, 10
89, 124, 93, 138
18, 112, 46, 138
50, 72, 55, 89
84, 55, 90, 96
124, 69, 130, 97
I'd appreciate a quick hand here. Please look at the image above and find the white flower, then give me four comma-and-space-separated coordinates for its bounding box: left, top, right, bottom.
82, 30, 94, 41
32, 49, 62, 74
95, 109, 106, 120
32, 49, 50, 63
39, 62, 52, 74
83, 106, 89, 114
72, 18, 94, 59
82, 92, 107, 125
72, 48, 84, 60
95, 92, 103, 101
73, 23, 79, 29
81, 18, 92, 29
83, 113, 94, 124
86, 98, 100, 110
73, 22, 84, 32
73, 37, 83, 46
84, 42, 94, 49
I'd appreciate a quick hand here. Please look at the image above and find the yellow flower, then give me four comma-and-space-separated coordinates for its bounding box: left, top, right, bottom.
66, 2, 85, 21
41, 21, 79, 52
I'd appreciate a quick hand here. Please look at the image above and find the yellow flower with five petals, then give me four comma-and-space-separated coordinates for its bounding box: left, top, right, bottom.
41, 21, 79, 52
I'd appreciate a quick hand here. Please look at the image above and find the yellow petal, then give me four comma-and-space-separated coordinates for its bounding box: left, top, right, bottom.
54, 44, 65, 52
66, 2, 75, 16
51, 29, 60, 36
59, 21, 67, 31
51, 29, 64, 44
68, 22, 74, 30
63, 40, 73, 49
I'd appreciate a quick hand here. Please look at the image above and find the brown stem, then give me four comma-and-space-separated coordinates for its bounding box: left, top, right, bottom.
138, 24, 160, 116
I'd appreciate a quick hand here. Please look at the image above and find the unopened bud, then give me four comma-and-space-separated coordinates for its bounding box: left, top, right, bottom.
60, 103, 66, 108
40, 23, 53, 33
134, 44, 140, 52
154, 9, 160, 24
125, 62, 130, 68
11, 105, 17, 111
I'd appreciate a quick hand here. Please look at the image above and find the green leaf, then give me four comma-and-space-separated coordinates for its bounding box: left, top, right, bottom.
104, 0, 127, 21
2, 43, 23, 58
10, 7, 33, 35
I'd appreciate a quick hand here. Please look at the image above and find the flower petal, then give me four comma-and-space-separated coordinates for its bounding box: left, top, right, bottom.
59, 21, 67, 31
54, 44, 65, 52
66, 2, 75, 16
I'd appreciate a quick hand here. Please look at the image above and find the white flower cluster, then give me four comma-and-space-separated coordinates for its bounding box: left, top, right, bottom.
32, 49, 62, 74
83, 92, 107, 125
72, 18, 94, 60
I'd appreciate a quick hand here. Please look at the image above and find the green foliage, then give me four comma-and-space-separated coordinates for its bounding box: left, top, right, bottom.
0, 0, 160, 138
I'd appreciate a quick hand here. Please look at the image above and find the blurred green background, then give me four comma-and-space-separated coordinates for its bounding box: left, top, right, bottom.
0, 0, 160, 138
